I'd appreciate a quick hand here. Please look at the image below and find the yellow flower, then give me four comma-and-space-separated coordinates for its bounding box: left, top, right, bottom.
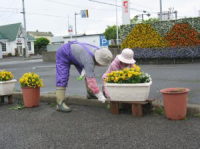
19, 72, 44, 88
0, 70, 14, 81
104, 65, 151, 84
128, 73, 132, 78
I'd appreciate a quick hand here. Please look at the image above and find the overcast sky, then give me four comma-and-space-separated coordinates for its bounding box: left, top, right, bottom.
0, 0, 200, 36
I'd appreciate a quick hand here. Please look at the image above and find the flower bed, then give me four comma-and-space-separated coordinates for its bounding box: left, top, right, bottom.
109, 46, 200, 64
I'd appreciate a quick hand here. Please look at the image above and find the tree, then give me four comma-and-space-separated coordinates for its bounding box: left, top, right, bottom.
104, 25, 117, 40
130, 16, 140, 24
104, 25, 120, 45
142, 18, 159, 24
34, 37, 50, 54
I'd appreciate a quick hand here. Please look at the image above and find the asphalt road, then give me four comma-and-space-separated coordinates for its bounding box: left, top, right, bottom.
1, 58, 200, 104
0, 103, 200, 149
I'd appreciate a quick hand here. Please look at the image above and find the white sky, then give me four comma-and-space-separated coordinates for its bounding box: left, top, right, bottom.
0, 0, 200, 36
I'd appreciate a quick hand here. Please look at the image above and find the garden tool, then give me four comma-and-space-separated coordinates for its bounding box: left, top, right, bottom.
56, 87, 71, 112
76, 69, 86, 81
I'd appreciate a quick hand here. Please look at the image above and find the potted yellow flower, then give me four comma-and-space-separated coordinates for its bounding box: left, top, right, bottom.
104, 65, 152, 101
19, 72, 43, 107
0, 70, 17, 96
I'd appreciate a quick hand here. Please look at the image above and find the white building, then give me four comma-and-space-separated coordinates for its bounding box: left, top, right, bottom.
47, 33, 109, 52
0, 23, 35, 57
63, 33, 109, 47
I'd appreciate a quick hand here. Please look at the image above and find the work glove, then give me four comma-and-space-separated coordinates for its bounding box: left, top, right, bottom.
76, 69, 85, 81
95, 91, 106, 103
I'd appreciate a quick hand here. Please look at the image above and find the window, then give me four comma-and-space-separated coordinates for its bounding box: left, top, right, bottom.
28, 42, 31, 51
2, 43, 6, 51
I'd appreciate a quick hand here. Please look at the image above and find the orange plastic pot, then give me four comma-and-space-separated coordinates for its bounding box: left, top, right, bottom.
160, 88, 190, 120
22, 87, 40, 107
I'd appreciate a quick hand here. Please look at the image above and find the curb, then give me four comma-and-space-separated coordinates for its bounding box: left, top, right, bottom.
13, 92, 200, 116
13, 92, 106, 108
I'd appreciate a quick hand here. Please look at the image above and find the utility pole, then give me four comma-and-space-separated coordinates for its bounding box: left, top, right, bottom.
141, 14, 144, 21
68, 16, 73, 40
115, 0, 119, 45
74, 12, 78, 36
21, 0, 29, 58
159, 0, 163, 21
89, 0, 119, 45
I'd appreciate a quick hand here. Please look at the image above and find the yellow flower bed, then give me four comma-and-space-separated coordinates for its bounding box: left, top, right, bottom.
0, 70, 14, 81
121, 24, 168, 48
104, 65, 151, 83
19, 72, 43, 88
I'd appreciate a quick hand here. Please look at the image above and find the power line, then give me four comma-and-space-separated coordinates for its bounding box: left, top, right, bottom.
88, 0, 144, 12
46, 0, 84, 9
46, 0, 117, 12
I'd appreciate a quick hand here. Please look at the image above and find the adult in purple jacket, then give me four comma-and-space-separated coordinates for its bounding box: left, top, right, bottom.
56, 41, 113, 112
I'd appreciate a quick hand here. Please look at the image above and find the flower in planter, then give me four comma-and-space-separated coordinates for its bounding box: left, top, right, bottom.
0, 70, 14, 81
104, 65, 151, 83
19, 72, 43, 88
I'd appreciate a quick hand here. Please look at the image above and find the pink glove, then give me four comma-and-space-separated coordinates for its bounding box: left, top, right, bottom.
85, 77, 100, 94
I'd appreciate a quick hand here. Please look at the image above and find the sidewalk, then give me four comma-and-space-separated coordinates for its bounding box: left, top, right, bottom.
0, 55, 42, 66
0, 55, 42, 62
0, 95, 200, 149
13, 92, 200, 116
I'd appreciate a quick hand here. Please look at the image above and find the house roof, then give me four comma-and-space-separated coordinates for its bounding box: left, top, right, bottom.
0, 23, 35, 41
0, 33, 6, 39
0, 23, 21, 41
28, 30, 53, 37
27, 34, 35, 41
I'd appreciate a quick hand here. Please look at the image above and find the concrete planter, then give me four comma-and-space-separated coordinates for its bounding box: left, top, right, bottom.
105, 81, 152, 101
0, 79, 17, 95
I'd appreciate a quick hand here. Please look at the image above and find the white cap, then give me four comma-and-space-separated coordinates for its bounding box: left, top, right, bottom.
94, 48, 113, 66
117, 48, 136, 64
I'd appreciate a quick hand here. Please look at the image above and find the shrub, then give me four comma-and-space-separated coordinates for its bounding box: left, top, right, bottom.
121, 24, 168, 49
34, 37, 50, 54
7, 53, 12, 57
165, 23, 200, 47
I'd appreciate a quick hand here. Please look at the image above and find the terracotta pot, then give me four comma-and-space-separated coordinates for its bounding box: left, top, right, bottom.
160, 88, 190, 120
22, 87, 40, 107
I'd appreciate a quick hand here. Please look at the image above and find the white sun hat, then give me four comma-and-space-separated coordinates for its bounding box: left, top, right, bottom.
94, 48, 113, 66
117, 48, 136, 64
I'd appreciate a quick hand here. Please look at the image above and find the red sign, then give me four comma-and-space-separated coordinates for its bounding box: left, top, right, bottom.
68, 25, 73, 33
123, 0, 129, 13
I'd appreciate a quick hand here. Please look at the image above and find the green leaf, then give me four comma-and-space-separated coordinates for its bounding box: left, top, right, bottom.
9, 104, 24, 110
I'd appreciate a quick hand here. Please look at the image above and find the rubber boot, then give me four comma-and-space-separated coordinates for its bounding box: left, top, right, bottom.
56, 87, 71, 112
